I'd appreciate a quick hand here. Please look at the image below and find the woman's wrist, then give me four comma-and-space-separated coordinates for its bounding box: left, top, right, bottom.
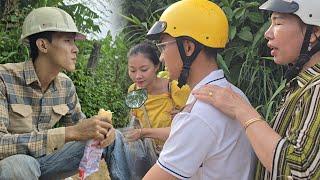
243, 116, 265, 130
139, 128, 143, 138
235, 106, 261, 126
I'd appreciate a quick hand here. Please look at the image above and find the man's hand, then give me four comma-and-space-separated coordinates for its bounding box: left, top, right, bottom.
65, 116, 113, 142
98, 127, 115, 148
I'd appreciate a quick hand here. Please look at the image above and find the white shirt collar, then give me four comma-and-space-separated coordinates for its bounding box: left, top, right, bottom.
186, 69, 225, 104
193, 69, 225, 90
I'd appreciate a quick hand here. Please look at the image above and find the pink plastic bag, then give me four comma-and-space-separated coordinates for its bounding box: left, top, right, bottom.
78, 139, 103, 180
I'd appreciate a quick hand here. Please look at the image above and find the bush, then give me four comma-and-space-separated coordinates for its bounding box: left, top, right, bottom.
68, 33, 131, 128
0, 5, 30, 63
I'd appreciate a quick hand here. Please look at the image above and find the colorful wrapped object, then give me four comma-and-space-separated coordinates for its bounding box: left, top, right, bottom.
79, 109, 113, 179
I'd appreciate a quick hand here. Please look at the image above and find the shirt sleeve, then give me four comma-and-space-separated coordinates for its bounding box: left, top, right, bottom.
271, 86, 320, 179
157, 112, 216, 179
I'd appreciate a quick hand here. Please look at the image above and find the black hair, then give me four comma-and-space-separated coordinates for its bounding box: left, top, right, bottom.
127, 41, 160, 66
203, 46, 219, 60
28, 31, 54, 62
183, 36, 219, 60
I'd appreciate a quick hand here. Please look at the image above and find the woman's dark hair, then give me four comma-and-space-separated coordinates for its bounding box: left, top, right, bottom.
28, 31, 53, 62
127, 41, 160, 66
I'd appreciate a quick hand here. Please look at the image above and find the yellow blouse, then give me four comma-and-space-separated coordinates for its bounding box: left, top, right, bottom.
128, 80, 190, 129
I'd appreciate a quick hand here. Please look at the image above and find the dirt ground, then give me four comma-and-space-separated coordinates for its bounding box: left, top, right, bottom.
70, 160, 111, 180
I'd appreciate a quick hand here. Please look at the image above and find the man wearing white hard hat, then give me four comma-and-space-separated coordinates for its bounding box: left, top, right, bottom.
0, 7, 115, 179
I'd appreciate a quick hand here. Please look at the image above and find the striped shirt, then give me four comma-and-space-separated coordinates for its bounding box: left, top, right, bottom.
256, 63, 320, 179
0, 60, 85, 160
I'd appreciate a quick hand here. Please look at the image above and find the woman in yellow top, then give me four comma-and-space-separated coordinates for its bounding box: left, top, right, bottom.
125, 41, 190, 147
103, 41, 189, 180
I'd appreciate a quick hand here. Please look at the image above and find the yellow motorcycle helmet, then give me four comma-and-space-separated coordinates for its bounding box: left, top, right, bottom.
21, 7, 86, 42
147, 0, 228, 48
147, 0, 229, 87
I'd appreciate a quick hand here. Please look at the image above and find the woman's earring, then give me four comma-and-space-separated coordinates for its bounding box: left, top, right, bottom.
308, 43, 312, 51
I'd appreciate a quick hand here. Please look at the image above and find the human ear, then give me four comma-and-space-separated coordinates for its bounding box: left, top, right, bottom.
155, 63, 160, 72
310, 26, 320, 44
184, 40, 195, 56
36, 39, 49, 53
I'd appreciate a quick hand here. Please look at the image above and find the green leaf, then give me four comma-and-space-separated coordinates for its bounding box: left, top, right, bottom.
220, 0, 230, 7
217, 54, 230, 74
238, 28, 253, 41
269, 80, 286, 102
248, 12, 264, 23
252, 21, 270, 47
245, 2, 260, 8
10, 15, 19, 22
223, 7, 233, 20
230, 26, 237, 40
261, 57, 274, 61
234, 8, 246, 19
265, 101, 274, 121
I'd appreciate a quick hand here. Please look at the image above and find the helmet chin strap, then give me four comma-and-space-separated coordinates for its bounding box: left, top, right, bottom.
285, 25, 320, 81
176, 37, 203, 87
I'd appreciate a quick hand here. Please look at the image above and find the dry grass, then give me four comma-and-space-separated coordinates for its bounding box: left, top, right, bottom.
70, 160, 111, 180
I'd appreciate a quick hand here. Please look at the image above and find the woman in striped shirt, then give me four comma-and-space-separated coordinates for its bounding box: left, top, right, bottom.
192, 0, 320, 179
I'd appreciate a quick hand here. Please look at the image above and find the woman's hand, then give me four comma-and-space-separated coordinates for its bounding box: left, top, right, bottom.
123, 128, 142, 142
192, 84, 260, 123
193, 84, 280, 171
170, 108, 180, 120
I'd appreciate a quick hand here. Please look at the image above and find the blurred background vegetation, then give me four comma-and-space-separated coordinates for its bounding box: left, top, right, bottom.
0, 0, 285, 127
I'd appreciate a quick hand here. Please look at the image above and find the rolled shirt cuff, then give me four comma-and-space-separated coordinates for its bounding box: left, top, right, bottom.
46, 127, 66, 154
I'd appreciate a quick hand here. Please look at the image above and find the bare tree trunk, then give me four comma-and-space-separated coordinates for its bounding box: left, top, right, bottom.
87, 41, 102, 72
1, 0, 18, 18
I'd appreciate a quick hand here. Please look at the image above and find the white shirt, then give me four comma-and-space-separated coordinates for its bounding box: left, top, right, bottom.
157, 69, 256, 180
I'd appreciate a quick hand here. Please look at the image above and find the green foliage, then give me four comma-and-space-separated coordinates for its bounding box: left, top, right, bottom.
122, 0, 175, 22
120, 0, 286, 121
121, 0, 174, 45
0, 4, 30, 63
68, 33, 131, 128
59, 2, 101, 34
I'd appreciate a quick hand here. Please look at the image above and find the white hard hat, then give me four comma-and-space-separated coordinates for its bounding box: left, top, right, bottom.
21, 7, 86, 42
260, 0, 320, 26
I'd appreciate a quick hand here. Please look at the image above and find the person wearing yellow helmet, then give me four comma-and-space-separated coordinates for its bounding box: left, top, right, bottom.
193, 0, 320, 179
143, 0, 256, 179
0, 7, 115, 179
